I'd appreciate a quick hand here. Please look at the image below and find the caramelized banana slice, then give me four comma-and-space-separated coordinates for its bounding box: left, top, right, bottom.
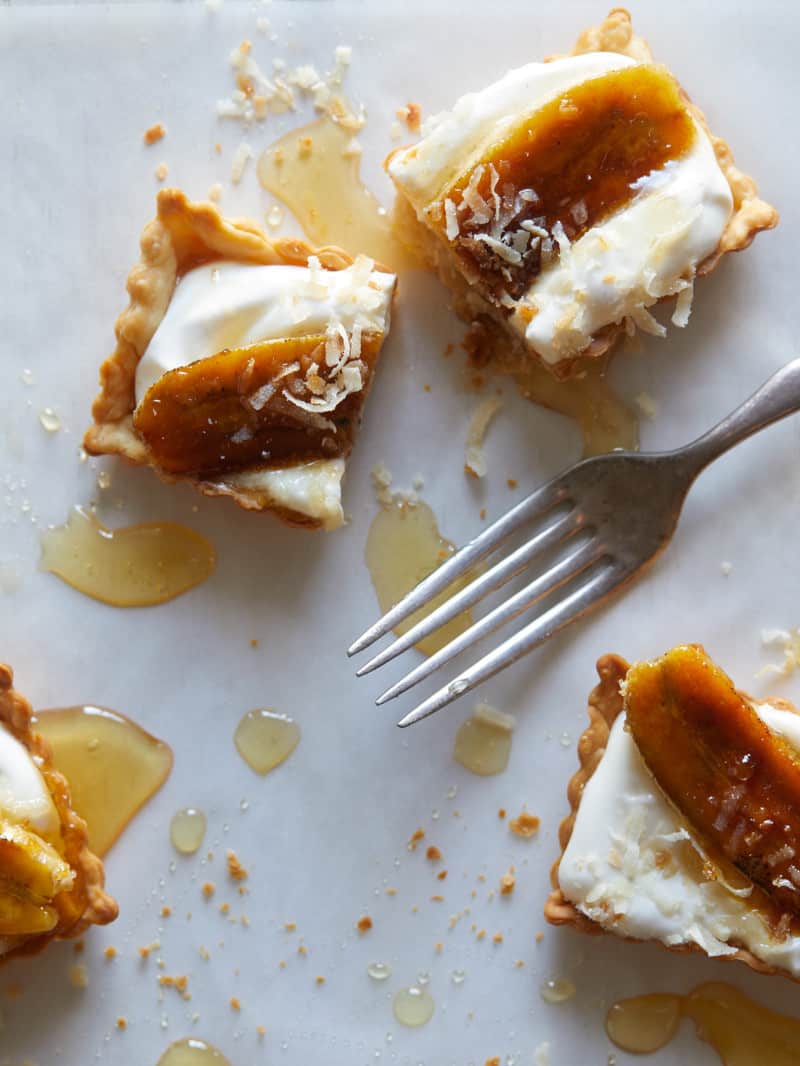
0, 890, 58, 937
134, 331, 383, 477
626, 645, 800, 915
0, 822, 74, 901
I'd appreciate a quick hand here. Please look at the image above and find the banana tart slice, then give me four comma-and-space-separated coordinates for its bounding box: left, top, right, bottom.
85, 189, 397, 531
0, 665, 116, 961
546, 645, 800, 981
386, 8, 777, 379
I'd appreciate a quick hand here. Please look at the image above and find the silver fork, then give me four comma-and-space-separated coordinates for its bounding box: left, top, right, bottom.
349, 357, 800, 727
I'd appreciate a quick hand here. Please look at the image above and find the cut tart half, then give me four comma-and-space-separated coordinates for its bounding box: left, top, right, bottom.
386, 8, 777, 380
84, 189, 397, 531
546, 646, 800, 982
0, 665, 117, 962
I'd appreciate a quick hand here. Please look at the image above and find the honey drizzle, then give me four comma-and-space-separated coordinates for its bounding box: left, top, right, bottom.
365, 498, 475, 657
516, 359, 639, 456
257, 115, 412, 271
606, 982, 800, 1064
234, 710, 301, 776
34, 706, 173, 857
40, 507, 216, 607
156, 1038, 230, 1065
453, 705, 514, 776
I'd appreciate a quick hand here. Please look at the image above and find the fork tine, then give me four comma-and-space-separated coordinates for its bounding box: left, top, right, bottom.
347, 477, 571, 657
375, 539, 607, 705
395, 562, 622, 728
355, 509, 585, 677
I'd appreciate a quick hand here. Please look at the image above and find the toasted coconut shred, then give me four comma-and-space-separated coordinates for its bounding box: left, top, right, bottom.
465, 398, 503, 478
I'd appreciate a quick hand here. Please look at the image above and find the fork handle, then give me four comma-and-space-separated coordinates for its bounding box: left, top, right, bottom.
680, 356, 800, 472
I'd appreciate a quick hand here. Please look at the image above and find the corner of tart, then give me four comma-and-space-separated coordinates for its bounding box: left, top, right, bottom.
548, 645, 800, 982
84, 188, 397, 531
0, 664, 117, 962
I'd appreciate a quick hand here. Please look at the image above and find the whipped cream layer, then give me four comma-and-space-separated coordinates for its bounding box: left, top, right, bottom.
388, 53, 732, 365
135, 257, 395, 528
0, 725, 58, 838
559, 703, 800, 975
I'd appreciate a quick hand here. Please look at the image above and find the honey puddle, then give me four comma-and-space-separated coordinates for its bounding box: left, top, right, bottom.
606, 981, 800, 1065
516, 359, 638, 457
40, 507, 216, 607
453, 703, 514, 776
34, 706, 173, 857
234, 709, 301, 775
393, 986, 435, 1028
365, 499, 475, 658
157, 1038, 229, 1065
170, 808, 207, 856
257, 114, 411, 271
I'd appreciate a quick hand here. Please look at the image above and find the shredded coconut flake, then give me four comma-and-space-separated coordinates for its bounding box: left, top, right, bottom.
473, 234, 522, 266
672, 280, 695, 327
444, 199, 459, 241
464, 397, 503, 478
230, 141, 254, 184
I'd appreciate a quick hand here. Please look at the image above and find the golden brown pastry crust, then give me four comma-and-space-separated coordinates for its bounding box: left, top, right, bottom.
544, 652, 800, 983
84, 188, 376, 530
0, 665, 117, 962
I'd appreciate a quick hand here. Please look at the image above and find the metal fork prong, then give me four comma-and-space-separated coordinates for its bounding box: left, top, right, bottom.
395, 563, 621, 728
347, 479, 571, 657
355, 510, 585, 678
375, 539, 606, 706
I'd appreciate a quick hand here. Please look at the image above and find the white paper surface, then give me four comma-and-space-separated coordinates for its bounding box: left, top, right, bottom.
0, 2, 798, 1064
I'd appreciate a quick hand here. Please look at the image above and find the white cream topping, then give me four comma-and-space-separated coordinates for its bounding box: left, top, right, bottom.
212, 458, 345, 531
559, 703, 800, 975
388, 53, 733, 365
135, 258, 395, 400
0, 725, 58, 838
135, 258, 395, 527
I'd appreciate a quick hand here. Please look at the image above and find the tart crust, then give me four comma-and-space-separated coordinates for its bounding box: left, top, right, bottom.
0, 664, 117, 962
84, 188, 383, 529
391, 7, 778, 381
544, 652, 800, 982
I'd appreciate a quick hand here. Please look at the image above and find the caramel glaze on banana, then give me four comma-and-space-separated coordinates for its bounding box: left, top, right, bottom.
626, 645, 800, 920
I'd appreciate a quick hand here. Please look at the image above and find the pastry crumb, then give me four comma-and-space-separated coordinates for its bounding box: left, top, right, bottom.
356, 915, 373, 934
155, 162, 169, 182
498, 807, 506, 819
284, 922, 297, 932
230, 996, 242, 1011
315, 975, 326, 985
396, 102, 422, 133
506, 478, 518, 490
509, 811, 540, 838
116, 1016, 128, 1030
227, 851, 248, 881
535, 931, 544, 943
486, 1058, 501, 1066
257, 1025, 266, 1038
104, 946, 117, 960
68, 964, 88, 989
208, 182, 223, 203
431, 894, 444, 903
161, 905, 172, 918
425, 845, 442, 862
202, 881, 216, 899
407, 827, 425, 851
500, 869, 516, 896
143, 122, 166, 145
437, 869, 448, 881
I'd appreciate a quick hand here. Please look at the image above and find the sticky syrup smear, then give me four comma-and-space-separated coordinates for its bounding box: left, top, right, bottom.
34, 706, 173, 857
234, 710, 301, 775
365, 498, 475, 658
257, 113, 412, 272
516, 357, 638, 457
40, 506, 216, 607
157, 1038, 230, 1065
606, 981, 800, 1065
453, 704, 514, 776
